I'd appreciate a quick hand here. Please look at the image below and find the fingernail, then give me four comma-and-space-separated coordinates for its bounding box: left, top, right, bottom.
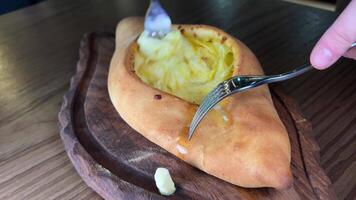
312, 48, 333, 69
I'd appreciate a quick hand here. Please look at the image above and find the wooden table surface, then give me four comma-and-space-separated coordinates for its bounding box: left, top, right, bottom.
0, 0, 355, 199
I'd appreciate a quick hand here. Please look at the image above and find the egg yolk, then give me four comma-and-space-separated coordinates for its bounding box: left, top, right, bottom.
134, 29, 234, 104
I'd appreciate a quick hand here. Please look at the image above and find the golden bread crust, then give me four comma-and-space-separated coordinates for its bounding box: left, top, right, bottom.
108, 17, 292, 189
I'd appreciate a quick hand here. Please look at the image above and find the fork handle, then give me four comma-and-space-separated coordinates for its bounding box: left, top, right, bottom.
262, 64, 313, 84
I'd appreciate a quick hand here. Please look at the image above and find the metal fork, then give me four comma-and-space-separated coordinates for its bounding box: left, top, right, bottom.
144, 0, 172, 38
188, 64, 313, 140
188, 43, 356, 140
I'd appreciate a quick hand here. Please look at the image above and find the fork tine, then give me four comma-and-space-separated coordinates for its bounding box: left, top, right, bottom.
188, 84, 226, 139
188, 98, 221, 139
194, 84, 223, 117
201, 84, 225, 106
189, 91, 216, 129
145, 0, 172, 38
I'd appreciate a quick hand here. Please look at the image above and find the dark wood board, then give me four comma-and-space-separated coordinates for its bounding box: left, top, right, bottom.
58, 32, 337, 200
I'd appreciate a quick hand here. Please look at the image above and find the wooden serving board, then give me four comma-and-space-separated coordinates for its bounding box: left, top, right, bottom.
58, 32, 336, 200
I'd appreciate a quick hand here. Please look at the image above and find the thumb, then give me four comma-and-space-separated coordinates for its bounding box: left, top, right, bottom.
310, 0, 356, 70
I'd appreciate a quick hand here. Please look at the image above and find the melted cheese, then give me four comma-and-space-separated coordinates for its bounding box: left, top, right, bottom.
134, 30, 234, 104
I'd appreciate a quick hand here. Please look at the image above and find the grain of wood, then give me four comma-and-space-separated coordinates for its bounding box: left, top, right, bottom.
0, 0, 354, 199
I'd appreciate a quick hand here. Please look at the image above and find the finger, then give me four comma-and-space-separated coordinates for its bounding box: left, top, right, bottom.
310, 0, 356, 70
344, 47, 356, 60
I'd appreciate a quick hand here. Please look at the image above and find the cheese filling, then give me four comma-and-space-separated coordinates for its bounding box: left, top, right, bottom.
134, 29, 234, 104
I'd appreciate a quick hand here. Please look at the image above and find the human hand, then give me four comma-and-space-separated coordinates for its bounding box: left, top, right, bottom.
310, 0, 356, 70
